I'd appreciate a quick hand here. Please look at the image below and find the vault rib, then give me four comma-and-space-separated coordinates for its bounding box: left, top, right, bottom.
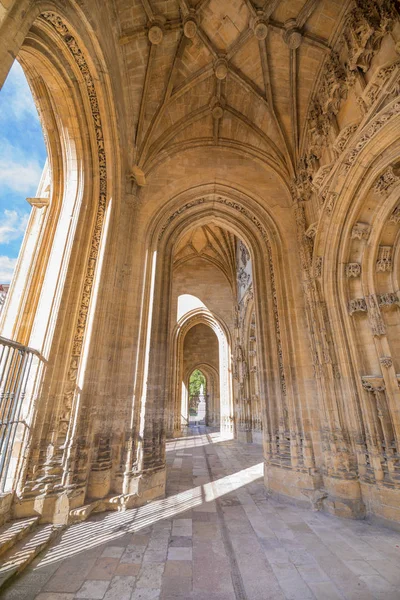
289, 47, 299, 164
226, 29, 253, 62
136, 43, 156, 149
139, 0, 154, 21
258, 37, 293, 175
297, 0, 321, 28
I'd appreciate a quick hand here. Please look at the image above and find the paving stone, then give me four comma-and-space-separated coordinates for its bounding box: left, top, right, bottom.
102, 575, 136, 600
131, 590, 161, 600
100, 547, 124, 559
75, 579, 110, 599
87, 558, 118, 580
4, 432, 400, 600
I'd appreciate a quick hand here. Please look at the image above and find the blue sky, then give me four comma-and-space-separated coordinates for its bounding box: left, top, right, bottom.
0, 61, 47, 282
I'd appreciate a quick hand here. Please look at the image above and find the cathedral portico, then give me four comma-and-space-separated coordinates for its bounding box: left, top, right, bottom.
1, 0, 400, 593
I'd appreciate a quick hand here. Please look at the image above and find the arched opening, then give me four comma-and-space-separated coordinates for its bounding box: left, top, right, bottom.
0, 9, 117, 517
188, 368, 207, 426
136, 187, 308, 506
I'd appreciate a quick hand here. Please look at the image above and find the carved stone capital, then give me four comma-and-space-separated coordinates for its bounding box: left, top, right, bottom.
26, 197, 49, 209
361, 376, 385, 393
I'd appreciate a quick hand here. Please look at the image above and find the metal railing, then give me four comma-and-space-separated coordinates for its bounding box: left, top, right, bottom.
0, 336, 41, 492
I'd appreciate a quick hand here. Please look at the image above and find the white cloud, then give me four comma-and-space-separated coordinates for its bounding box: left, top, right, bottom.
0, 210, 29, 244
0, 256, 17, 283
0, 61, 38, 122
0, 149, 43, 194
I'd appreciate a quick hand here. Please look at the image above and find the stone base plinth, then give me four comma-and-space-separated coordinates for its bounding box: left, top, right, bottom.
237, 430, 253, 443
12, 466, 166, 525
360, 481, 400, 528
264, 462, 321, 508
322, 475, 365, 519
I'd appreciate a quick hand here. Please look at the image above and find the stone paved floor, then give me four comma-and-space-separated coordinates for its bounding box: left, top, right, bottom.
3, 427, 400, 600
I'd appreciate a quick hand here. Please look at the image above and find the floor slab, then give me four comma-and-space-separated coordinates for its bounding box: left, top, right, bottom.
2, 428, 400, 600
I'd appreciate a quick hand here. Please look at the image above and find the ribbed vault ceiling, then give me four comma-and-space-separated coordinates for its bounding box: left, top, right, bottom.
117, 0, 348, 178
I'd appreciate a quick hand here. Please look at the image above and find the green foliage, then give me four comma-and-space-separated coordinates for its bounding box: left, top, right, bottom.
189, 369, 206, 398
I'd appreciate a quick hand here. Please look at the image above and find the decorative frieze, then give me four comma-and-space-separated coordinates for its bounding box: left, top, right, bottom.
351, 222, 371, 241
159, 198, 205, 239
376, 246, 392, 272
348, 297, 367, 315
41, 14, 108, 448
333, 123, 358, 155
342, 100, 400, 174
345, 263, 361, 278
312, 164, 332, 191
363, 60, 400, 108
266, 240, 287, 397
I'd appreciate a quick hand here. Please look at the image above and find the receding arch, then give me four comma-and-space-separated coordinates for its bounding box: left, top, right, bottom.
171, 308, 232, 436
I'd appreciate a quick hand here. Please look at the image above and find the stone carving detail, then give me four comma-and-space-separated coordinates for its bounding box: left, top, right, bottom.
351, 222, 371, 241
215, 197, 269, 242
239, 240, 250, 266
366, 294, 386, 336
319, 52, 349, 115
158, 198, 205, 239
380, 356, 393, 368
361, 376, 385, 393
266, 240, 287, 397
41, 14, 108, 453
333, 124, 358, 155
308, 101, 330, 157
346, 263, 361, 278
344, 1, 399, 73
293, 155, 315, 201
314, 257, 323, 279
305, 223, 317, 239
313, 164, 332, 191
342, 100, 400, 174
378, 291, 400, 307
348, 298, 367, 315
363, 60, 400, 108
238, 267, 251, 289
324, 193, 337, 216
389, 204, 400, 224
374, 166, 400, 196
376, 246, 392, 272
